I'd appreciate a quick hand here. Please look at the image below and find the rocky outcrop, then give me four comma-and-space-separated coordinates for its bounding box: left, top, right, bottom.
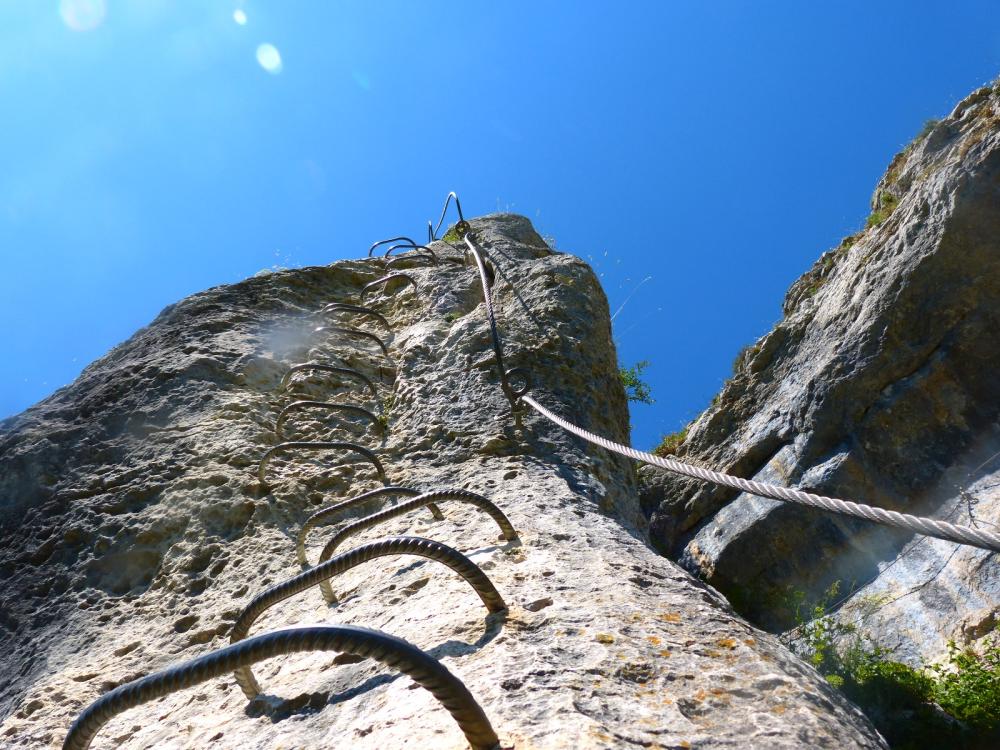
639, 82, 1000, 662
0, 215, 884, 747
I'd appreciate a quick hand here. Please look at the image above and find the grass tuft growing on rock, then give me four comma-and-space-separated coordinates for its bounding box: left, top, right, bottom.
866, 192, 899, 229
652, 426, 688, 457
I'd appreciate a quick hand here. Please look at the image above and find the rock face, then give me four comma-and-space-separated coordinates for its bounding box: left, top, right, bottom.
0, 215, 884, 747
639, 83, 1000, 662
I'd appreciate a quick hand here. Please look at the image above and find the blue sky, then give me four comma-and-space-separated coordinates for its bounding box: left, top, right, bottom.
2, 1, 998, 450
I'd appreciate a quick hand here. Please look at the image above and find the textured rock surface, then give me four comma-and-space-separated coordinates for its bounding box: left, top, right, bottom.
0, 215, 884, 747
639, 83, 1000, 660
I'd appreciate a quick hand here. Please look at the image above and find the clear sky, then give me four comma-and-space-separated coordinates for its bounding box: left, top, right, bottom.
2, 1, 998, 450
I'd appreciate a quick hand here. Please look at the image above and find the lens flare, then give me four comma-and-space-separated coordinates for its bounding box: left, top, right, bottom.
256, 43, 282, 74
59, 0, 107, 32
233, 9, 247, 25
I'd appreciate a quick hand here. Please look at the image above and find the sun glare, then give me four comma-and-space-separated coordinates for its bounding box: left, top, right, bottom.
256, 43, 283, 74
59, 0, 107, 32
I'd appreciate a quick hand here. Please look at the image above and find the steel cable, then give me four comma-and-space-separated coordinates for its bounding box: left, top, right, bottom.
317, 490, 518, 603
63, 625, 500, 750
461, 235, 528, 407
275, 400, 383, 440
280, 363, 377, 398
521, 394, 1000, 552
230, 536, 507, 699
258, 441, 387, 487
298, 486, 445, 567
456, 212, 1000, 553
431, 191, 468, 241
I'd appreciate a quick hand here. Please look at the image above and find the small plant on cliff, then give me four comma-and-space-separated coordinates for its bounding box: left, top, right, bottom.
930, 631, 1000, 733
731, 342, 761, 375
619, 360, 654, 404
442, 225, 464, 243
784, 582, 1000, 747
866, 192, 899, 229
916, 117, 941, 142
652, 425, 688, 457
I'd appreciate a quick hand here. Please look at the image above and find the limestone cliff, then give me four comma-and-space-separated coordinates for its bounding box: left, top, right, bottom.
639, 82, 1000, 666
0, 216, 884, 747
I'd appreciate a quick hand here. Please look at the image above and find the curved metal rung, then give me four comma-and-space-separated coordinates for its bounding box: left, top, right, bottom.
317, 489, 518, 603
275, 400, 383, 440
360, 273, 418, 304
63, 625, 501, 750
367, 235, 419, 257
317, 303, 391, 331
313, 325, 390, 356
230, 536, 507, 699
385, 253, 438, 270
258, 441, 387, 487
430, 191, 468, 241
297, 486, 445, 567
383, 242, 439, 262
280, 363, 377, 398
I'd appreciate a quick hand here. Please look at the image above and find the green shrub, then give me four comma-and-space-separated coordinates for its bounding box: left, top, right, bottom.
931, 633, 1000, 733
784, 582, 1000, 748
619, 361, 654, 404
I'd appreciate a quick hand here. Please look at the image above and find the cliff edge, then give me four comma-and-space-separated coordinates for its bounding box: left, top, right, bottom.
0, 216, 883, 747
640, 82, 1000, 669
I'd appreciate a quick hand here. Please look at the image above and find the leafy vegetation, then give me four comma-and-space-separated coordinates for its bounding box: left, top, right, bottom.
866, 192, 899, 229
784, 582, 1000, 748
619, 360, 654, 404
377, 394, 394, 430
441, 226, 465, 243
652, 426, 688, 457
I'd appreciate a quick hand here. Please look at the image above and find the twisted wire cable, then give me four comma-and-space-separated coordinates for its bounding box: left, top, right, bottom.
317, 490, 518, 603
431, 191, 468, 241
230, 537, 507, 699
450, 201, 1000, 554
280, 363, 378, 398
368, 235, 420, 257
317, 302, 391, 331
258, 441, 387, 487
522, 394, 1000, 553
462, 235, 517, 405
360, 273, 417, 303
313, 324, 390, 355
275, 401, 383, 440
298, 486, 445, 567
63, 625, 500, 750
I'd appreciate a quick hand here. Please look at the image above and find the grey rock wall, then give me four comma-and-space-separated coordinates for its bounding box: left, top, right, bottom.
0, 215, 883, 747
640, 83, 1000, 662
